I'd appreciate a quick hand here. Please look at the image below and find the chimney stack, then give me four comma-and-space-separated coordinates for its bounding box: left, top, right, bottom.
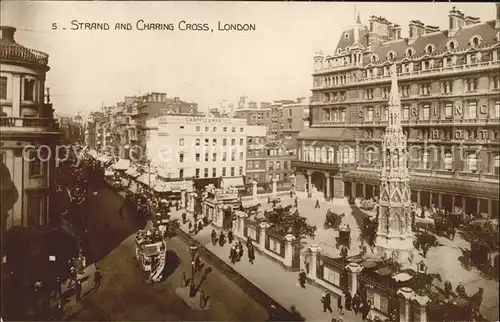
409, 20, 425, 40
448, 6, 465, 37
425, 25, 440, 34
465, 16, 480, 26
0, 26, 16, 44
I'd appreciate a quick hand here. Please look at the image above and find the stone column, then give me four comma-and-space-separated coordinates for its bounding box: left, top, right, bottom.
451, 194, 456, 210
259, 222, 269, 250
308, 244, 320, 280
429, 192, 433, 208
252, 179, 258, 201
307, 172, 312, 198
397, 287, 415, 322
11, 75, 21, 117
346, 262, 363, 296
181, 189, 186, 210
462, 197, 466, 214
362, 183, 366, 198
477, 198, 481, 216
237, 211, 248, 238
438, 193, 442, 208
417, 190, 421, 206
413, 294, 430, 322
325, 174, 331, 200
488, 199, 493, 218
284, 234, 296, 268
351, 182, 356, 198
272, 176, 278, 196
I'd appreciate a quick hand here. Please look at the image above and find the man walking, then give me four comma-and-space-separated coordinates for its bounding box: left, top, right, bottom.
75, 280, 82, 301
321, 292, 332, 313
298, 269, 307, 288
337, 294, 343, 315
94, 268, 102, 291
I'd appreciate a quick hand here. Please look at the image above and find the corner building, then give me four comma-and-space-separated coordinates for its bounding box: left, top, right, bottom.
146, 115, 249, 187
0, 26, 59, 230
293, 5, 500, 217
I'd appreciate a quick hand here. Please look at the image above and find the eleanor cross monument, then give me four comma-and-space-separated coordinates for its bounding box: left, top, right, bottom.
375, 64, 414, 264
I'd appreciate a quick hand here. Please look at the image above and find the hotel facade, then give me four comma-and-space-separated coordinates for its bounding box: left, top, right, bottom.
292, 5, 500, 217
146, 115, 265, 188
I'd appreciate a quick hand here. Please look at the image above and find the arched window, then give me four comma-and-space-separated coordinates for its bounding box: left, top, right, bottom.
470, 36, 482, 47
366, 148, 375, 165
348, 147, 356, 163
426, 44, 435, 54
342, 147, 350, 164
494, 155, 499, 175
406, 48, 415, 57
328, 148, 335, 164
446, 40, 457, 51
422, 151, 429, 169
344, 33, 350, 39
321, 147, 328, 163
315, 147, 321, 163
371, 54, 378, 63
444, 152, 453, 171
467, 154, 477, 173
387, 51, 396, 61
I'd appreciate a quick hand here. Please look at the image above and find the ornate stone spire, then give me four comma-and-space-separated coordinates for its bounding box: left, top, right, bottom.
375, 64, 414, 264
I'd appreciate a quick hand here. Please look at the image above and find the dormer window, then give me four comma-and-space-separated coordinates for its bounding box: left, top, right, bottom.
370, 54, 378, 63
406, 48, 415, 57
446, 40, 458, 51
337, 48, 342, 54
470, 35, 482, 47
387, 51, 396, 61
425, 44, 436, 54
344, 33, 349, 39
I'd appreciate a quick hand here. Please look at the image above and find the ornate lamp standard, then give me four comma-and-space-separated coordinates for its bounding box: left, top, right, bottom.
189, 244, 199, 297
416, 260, 428, 295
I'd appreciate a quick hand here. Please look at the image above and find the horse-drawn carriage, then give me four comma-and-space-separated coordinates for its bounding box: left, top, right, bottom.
428, 289, 484, 322
335, 225, 351, 249
414, 230, 439, 251
324, 209, 344, 230
465, 234, 499, 280
433, 216, 454, 239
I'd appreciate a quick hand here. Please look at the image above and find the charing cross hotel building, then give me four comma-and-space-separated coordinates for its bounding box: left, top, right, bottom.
293, 4, 500, 217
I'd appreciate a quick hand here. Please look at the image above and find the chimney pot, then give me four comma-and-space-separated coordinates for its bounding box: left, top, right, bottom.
0, 26, 16, 44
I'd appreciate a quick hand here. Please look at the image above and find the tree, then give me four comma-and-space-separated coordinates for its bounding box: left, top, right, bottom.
265, 210, 317, 240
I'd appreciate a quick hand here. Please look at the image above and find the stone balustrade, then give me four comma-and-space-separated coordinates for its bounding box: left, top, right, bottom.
0, 44, 49, 65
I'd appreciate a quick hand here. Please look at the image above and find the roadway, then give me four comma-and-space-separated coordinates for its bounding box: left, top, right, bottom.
64, 186, 269, 321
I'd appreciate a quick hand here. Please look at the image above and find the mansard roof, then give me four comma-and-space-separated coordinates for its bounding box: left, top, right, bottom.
335, 27, 369, 52
370, 20, 497, 62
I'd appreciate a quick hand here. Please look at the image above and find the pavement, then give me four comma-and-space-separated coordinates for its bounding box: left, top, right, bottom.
171, 201, 366, 322
178, 194, 499, 322
60, 186, 270, 321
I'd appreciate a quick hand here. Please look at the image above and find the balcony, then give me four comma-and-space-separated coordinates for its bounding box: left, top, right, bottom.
0, 44, 49, 66
292, 160, 340, 172
0, 117, 59, 134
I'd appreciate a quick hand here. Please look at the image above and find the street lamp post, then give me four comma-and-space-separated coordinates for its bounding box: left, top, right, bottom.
416, 260, 428, 295
189, 244, 199, 297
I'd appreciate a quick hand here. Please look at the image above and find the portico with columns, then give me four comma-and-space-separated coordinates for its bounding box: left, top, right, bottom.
292, 168, 346, 200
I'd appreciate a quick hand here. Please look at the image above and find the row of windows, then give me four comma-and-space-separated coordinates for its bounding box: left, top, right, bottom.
182, 151, 244, 162
179, 137, 245, 146
194, 166, 243, 178
0, 76, 37, 101
368, 151, 500, 174
299, 147, 356, 164
266, 160, 290, 171
187, 125, 244, 133
358, 100, 500, 122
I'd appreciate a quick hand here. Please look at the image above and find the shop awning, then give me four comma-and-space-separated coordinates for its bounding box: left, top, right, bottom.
153, 180, 171, 193
112, 159, 130, 171
169, 180, 192, 192
136, 173, 156, 186
221, 177, 244, 188
125, 167, 140, 178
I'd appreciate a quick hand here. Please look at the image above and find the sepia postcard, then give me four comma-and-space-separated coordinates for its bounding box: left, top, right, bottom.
0, 1, 499, 322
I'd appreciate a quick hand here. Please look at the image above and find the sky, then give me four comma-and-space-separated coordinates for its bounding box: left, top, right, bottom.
1, 1, 494, 117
